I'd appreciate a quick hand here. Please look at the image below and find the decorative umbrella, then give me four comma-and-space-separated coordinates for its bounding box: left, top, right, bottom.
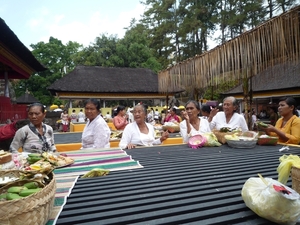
50, 104, 58, 110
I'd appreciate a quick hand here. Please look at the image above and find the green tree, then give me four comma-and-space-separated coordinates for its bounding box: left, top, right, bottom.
216, 0, 266, 43
141, 0, 178, 68
118, 20, 162, 72
73, 27, 162, 72
13, 37, 82, 105
177, 0, 218, 58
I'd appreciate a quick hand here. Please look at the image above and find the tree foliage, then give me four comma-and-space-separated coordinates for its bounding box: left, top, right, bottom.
12, 37, 82, 105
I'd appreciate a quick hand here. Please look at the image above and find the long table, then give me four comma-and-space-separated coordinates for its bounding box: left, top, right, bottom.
55, 144, 300, 224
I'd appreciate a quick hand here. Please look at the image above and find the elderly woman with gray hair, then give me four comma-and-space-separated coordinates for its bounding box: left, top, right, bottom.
119, 104, 169, 149
208, 96, 248, 132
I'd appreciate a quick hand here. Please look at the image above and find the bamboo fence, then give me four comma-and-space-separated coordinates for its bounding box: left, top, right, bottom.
158, 5, 300, 95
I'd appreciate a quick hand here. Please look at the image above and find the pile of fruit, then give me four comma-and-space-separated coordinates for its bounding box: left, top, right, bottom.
0, 181, 42, 201
24, 152, 74, 173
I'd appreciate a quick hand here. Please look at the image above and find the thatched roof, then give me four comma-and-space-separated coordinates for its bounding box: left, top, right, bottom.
0, 18, 46, 79
48, 66, 173, 94
15, 92, 39, 104
226, 61, 300, 95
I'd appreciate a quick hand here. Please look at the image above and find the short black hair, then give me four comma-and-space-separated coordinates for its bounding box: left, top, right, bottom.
201, 104, 211, 113
279, 97, 298, 116
84, 98, 100, 111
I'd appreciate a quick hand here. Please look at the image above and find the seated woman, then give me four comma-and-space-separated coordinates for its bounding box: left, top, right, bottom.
82, 99, 111, 149
119, 104, 169, 149
10, 103, 56, 153
113, 105, 129, 130
164, 108, 180, 123
180, 100, 211, 143
263, 97, 300, 145
200, 104, 211, 119
208, 96, 248, 132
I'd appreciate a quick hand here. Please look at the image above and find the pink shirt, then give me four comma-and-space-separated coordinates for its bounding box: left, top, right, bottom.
113, 115, 128, 130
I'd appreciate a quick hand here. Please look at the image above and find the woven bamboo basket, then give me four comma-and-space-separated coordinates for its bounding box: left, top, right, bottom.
0, 171, 56, 225
162, 125, 180, 133
212, 130, 233, 144
291, 167, 300, 194
212, 130, 244, 144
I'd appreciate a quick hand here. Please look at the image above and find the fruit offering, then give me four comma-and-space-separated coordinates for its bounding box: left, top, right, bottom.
25, 152, 74, 172
0, 181, 43, 201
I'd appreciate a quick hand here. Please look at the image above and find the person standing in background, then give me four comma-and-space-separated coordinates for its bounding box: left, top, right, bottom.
127, 107, 134, 123
154, 109, 160, 124
251, 110, 257, 131
105, 111, 112, 121
296, 105, 300, 117
70, 109, 77, 123
77, 109, 86, 122
61, 110, 69, 132
268, 106, 278, 126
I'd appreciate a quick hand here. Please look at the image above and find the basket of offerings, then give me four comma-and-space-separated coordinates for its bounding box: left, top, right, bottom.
257, 134, 278, 145
224, 131, 258, 149
162, 122, 180, 133
212, 127, 242, 144
0, 170, 56, 225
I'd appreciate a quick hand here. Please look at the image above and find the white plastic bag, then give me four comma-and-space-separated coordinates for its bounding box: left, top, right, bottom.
241, 176, 300, 225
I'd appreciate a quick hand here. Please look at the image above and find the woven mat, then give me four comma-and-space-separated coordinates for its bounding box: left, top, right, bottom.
54, 148, 143, 177
46, 148, 143, 224
46, 175, 78, 225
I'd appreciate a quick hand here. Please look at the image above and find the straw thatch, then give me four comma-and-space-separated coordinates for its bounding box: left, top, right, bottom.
158, 6, 300, 94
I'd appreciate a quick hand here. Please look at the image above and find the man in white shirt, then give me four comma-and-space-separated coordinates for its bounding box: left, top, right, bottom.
127, 108, 134, 123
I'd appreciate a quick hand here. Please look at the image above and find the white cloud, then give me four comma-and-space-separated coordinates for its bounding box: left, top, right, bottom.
54, 14, 65, 23
11, 1, 145, 48
28, 18, 42, 30
38, 3, 144, 47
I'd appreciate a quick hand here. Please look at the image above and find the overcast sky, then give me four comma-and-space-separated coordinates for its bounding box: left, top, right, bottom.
1, 0, 145, 49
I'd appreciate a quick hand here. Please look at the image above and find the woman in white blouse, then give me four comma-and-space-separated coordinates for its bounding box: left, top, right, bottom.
119, 104, 169, 149
180, 100, 211, 143
81, 99, 111, 149
208, 96, 248, 132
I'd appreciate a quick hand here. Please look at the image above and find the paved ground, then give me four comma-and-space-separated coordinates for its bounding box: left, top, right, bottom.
54, 132, 82, 144
54, 132, 181, 144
